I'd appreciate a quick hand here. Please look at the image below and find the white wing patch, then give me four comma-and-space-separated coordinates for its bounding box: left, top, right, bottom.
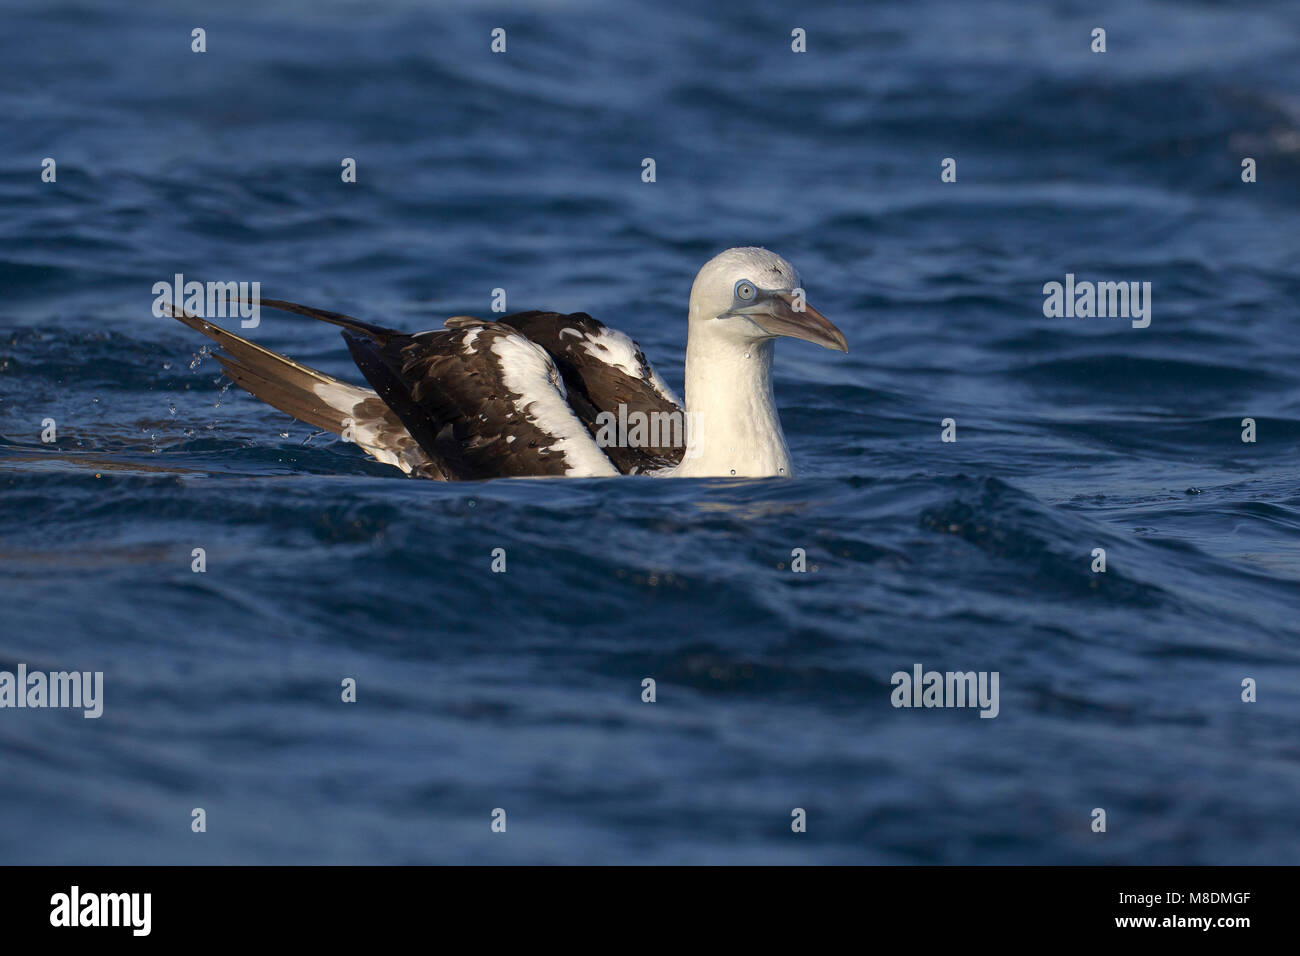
310, 380, 411, 472
488, 333, 618, 478
579, 325, 681, 407
579, 326, 641, 378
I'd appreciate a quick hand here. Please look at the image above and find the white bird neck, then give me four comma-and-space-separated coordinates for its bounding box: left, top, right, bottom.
674, 322, 793, 478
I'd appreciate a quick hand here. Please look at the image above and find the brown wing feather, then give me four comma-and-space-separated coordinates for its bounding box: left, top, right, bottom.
168, 305, 441, 477
341, 320, 617, 480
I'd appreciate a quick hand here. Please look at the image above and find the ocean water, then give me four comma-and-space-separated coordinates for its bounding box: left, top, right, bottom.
1, 0, 1298, 864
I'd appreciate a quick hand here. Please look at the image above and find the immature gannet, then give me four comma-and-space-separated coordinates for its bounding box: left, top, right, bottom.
168, 247, 848, 479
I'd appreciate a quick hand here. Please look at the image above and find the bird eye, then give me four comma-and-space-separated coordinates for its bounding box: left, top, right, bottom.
735, 280, 756, 301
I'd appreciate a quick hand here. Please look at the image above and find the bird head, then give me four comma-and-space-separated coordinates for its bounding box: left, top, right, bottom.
688, 247, 848, 353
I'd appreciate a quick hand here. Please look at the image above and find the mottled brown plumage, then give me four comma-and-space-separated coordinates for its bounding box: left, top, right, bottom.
170, 299, 685, 480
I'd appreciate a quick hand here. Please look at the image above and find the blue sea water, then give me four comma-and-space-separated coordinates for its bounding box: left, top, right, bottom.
1, 0, 1298, 864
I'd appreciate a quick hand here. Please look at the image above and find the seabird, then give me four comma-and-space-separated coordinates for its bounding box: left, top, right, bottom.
167, 247, 848, 479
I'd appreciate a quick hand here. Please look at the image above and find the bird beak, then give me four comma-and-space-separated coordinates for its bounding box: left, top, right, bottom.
726, 291, 849, 352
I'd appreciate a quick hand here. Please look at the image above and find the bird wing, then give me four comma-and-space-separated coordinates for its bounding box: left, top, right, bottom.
166, 305, 443, 478
181, 298, 672, 479
498, 311, 686, 473
340, 317, 620, 480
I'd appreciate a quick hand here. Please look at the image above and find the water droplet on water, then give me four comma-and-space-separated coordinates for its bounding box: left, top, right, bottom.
778, 467, 785, 475
168, 403, 177, 416
162, 361, 172, 370
730, 469, 736, 475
